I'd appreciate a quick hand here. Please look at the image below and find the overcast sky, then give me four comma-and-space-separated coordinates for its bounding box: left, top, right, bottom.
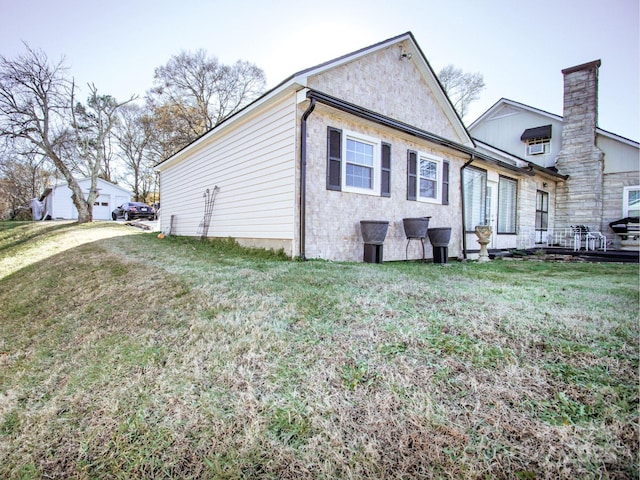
1, 0, 638, 140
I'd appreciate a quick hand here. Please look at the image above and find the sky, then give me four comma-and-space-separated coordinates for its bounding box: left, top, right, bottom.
1, 0, 639, 141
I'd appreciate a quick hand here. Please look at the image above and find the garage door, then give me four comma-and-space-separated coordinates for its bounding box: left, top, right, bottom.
93, 195, 111, 220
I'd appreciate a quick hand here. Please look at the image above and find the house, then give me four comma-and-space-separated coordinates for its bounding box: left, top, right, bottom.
469, 60, 640, 249
155, 32, 566, 262
38, 177, 132, 221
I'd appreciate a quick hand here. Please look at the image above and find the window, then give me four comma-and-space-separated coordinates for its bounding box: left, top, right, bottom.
526, 138, 551, 156
521, 125, 552, 156
497, 176, 517, 234
463, 167, 487, 231
342, 132, 382, 195
326, 127, 389, 197
419, 157, 438, 200
535, 190, 549, 243
407, 150, 448, 204
345, 137, 374, 189
623, 186, 640, 218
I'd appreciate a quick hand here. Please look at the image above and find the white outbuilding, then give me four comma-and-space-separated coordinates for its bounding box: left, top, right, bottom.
38, 178, 133, 221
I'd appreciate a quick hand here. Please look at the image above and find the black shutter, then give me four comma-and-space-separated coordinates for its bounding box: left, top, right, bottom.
327, 127, 342, 191
442, 160, 450, 205
381, 142, 391, 197
407, 150, 417, 201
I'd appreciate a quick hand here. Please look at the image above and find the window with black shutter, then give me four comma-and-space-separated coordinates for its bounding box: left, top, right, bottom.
327, 127, 389, 197
408, 150, 447, 204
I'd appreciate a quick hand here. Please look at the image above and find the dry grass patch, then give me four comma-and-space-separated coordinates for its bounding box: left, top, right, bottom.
0, 222, 638, 479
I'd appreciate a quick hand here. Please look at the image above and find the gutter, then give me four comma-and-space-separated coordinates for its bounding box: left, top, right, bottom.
528, 162, 569, 181
460, 155, 475, 260
299, 97, 316, 260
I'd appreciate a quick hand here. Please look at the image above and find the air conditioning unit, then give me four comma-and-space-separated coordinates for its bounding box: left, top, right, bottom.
528, 143, 545, 155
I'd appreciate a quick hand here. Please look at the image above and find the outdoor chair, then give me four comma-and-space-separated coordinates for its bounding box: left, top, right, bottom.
586, 230, 607, 251
571, 225, 588, 251
571, 225, 607, 252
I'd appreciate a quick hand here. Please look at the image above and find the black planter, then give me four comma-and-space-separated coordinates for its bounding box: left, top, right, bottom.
427, 227, 452, 247
402, 217, 430, 239
428, 227, 452, 264
360, 220, 389, 245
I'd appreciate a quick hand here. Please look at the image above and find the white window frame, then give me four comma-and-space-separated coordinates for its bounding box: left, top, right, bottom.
341, 130, 381, 196
463, 166, 487, 231
416, 152, 443, 204
525, 138, 551, 156
623, 185, 640, 218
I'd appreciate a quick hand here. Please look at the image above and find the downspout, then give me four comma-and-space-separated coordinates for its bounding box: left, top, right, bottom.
460, 154, 475, 260
299, 97, 316, 260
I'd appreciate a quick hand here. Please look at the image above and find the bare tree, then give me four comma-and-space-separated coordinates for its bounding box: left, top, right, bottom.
0, 139, 56, 219
438, 64, 485, 120
147, 50, 267, 158
115, 103, 156, 201
0, 46, 135, 222
72, 84, 119, 183
0, 46, 98, 221
71, 83, 134, 210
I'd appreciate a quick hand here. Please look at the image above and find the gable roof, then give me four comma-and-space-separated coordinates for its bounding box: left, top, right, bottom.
470, 98, 639, 147
157, 32, 472, 170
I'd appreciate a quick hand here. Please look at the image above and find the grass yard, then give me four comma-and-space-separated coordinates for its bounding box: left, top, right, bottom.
0, 221, 638, 479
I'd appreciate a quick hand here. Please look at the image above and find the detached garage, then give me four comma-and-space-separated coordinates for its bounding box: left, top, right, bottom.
39, 178, 132, 221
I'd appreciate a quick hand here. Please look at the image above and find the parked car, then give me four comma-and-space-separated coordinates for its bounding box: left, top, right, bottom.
112, 202, 156, 221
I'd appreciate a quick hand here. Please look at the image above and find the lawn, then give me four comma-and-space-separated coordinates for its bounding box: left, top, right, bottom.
0, 221, 638, 479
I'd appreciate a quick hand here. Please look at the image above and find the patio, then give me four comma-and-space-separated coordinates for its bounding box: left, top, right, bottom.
511, 226, 639, 263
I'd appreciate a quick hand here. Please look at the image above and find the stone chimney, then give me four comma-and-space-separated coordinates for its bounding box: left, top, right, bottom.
554, 60, 605, 231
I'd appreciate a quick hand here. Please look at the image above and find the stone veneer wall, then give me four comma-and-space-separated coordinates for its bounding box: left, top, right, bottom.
303, 109, 466, 262
300, 43, 470, 261
603, 171, 640, 228
554, 61, 605, 231
307, 41, 462, 143
518, 176, 557, 247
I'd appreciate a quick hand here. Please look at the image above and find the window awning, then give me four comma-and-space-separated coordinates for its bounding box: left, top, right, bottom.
521, 124, 552, 141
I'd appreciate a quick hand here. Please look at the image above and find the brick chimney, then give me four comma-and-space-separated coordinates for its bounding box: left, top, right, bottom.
554, 60, 605, 231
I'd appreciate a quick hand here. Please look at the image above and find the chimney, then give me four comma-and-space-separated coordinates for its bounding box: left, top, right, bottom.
560, 60, 602, 151
554, 60, 605, 231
